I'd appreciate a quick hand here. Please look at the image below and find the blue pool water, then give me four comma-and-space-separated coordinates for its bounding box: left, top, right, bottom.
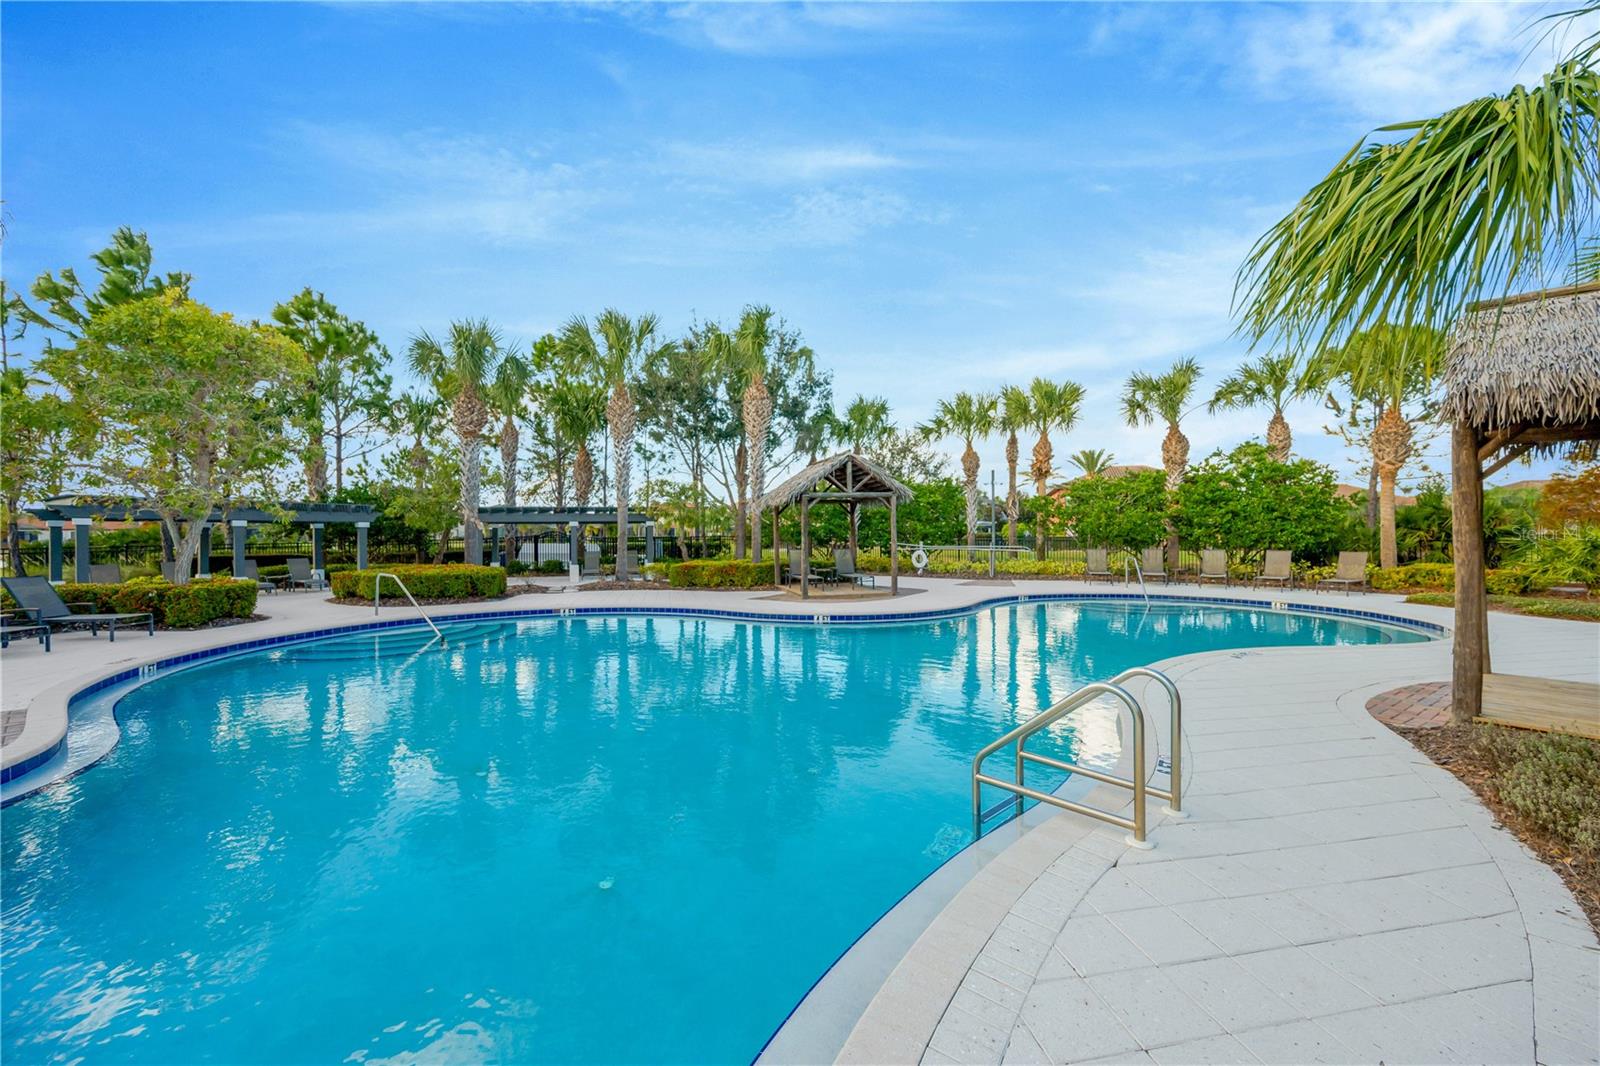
2, 601, 1424, 1064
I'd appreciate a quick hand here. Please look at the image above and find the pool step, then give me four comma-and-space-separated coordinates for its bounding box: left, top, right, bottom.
277, 621, 507, 661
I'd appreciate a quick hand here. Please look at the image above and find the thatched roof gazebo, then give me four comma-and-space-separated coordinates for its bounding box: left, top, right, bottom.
1443, 281, 1600, 725
755, 452, 915, 598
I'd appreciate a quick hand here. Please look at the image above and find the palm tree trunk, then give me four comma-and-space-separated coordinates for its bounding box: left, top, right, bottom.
501, 419, 518, 508
608, 382, 635, 579
459, 434, 482, 565
962, 441, 980, 550
1378, 467, 1399, 568
1266, 411, 1292, 461
1031, 431, 1052, 560
574, 442, 593, 508
1005, 431, 1019, 546
1371, 405, 1411, 569
1161, 422, 1189, 573
733, 441, 748, 559
743, 374, 772, 565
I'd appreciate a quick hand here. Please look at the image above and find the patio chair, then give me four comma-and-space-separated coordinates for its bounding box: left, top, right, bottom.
1084, 548, 1115, 583
284, 558, 326, 592
1196, 549, 1229, 586
0, 611, 51, 652
834, 548, 876, 589
89, 563, 123, 584
1317, 551, 1370, 595
1139, 546, 1170, 585
1, 576, 154, 642
241, 560, 278, 594
1254, 550, 1294, 589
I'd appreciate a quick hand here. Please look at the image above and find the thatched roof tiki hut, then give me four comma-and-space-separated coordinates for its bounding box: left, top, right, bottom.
1442, 282, 1600, 724
755, 452, 915, 598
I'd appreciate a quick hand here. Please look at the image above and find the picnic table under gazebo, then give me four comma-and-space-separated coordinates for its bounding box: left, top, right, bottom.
754, 452, 914, 599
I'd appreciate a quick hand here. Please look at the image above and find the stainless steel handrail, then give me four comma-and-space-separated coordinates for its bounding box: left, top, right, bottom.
1124, 557, 1150, 602
970, 666, 1184, 847
372, 572, 446, 644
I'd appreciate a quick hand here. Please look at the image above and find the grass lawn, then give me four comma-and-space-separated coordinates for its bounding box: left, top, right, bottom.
1405, 592, 1600, 622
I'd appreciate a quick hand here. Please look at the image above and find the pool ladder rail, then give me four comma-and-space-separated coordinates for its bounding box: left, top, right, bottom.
1123, 557, 1150, 602
971, 666, 1183, 849
372, 572, 446, 646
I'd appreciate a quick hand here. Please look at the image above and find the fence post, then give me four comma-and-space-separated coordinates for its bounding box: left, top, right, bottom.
356, 522, 369, 571
72, 518, 92, 584
46, 520, 64, 583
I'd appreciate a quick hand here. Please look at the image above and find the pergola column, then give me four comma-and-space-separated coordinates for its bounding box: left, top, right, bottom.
889, 496, 899, 597
568, 521, 581, 581
771, 509, 781, 585
231, 520, 248, 576
355, 522, 369, 570
800, 494, 811, 600
197, 524, 212, 578
46, 520, 64, 583
489, 525, 501, 567
310, 523, 326, 572
644, 521, 658, 563
1450, 421, 1488, 725
72, 517, 92, 583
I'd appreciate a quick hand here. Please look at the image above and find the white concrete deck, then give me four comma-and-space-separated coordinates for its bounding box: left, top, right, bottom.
2, 576, 1595, 1065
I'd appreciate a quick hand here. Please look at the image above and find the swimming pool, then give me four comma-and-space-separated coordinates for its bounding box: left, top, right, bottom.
2, 600, 1427, 1064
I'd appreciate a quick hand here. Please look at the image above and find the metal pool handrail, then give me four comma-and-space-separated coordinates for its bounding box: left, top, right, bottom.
970, 666, 1184, 848
372, 572, 446, 645
1123, 557, 1150, 602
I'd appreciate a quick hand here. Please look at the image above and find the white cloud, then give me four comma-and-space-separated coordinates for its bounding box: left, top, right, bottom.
656, 140, 907, 184
631, 2, 974, 56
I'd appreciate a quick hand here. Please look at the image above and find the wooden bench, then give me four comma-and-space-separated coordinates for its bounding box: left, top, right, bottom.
1476, 673, 1600, 740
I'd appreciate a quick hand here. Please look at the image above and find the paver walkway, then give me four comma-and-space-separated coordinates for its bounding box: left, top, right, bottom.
1366, 681, 1452, 729
840, 622, 1600, 1066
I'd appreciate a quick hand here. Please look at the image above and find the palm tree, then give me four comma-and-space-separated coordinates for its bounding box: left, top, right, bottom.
549, 379, 606, 508
926, 392, 998, 548
391, 391, 442, 492
1122, 357, 1203, 570
1025, 377, 1085, 558
835, 394, 892, 453
560, 310, 672, 579
1236, 10, 1600, 357
998, 385, 1031, 545
1207, 353, 1310, 461
1068, 448, 1115, 478
732, 306, 775, 564
485, 353, 531, 508
408, 320, 507, 565
1317, 324, 1445, 569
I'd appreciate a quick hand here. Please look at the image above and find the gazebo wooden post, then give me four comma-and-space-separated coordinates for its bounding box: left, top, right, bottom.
771, 507, 782, 585
1450, 420, 1488, 725
800, 494, 811, 600
889, 495, 899, 596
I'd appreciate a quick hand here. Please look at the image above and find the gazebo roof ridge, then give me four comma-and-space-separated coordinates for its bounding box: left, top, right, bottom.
755, 451, 914, 513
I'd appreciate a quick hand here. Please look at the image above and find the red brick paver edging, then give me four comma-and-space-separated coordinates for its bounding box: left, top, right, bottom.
1366, 680, 1452, 729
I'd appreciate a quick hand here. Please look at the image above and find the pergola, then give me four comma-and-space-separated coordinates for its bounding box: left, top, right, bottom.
476, 505, 655, 570
1442, 281, 1600, 723
754, 452, 914, 598
25, 496, 381, 582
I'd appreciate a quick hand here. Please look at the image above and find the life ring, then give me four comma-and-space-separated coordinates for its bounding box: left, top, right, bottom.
910, 548, 929, 573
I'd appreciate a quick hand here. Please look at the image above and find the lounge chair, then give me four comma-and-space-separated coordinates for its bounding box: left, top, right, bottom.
834, 548, 875, 589
786, 549, 830, 587
89, 563, 122, 584
284, 558, 326, 592
1196, 549, 1229, 586
1139, 546, 1169, 585
582, 547, 602, 577
1, 612, 50, 652
1254, 550, 1293, 589
1, 576, 154, 642
1085, 548, 1115, 583
241, 560, 278, 594
1317, 551, 1369, 595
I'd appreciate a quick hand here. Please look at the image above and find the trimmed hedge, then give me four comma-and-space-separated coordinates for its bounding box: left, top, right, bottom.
251, 562, 356, 580
330, 564, 507, 601
1367, 562, 1538, 595
49, 577, 257, 628
666, 560, 772, 588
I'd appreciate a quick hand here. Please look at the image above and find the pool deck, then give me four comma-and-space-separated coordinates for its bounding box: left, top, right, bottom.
2, 577, 1596, 1065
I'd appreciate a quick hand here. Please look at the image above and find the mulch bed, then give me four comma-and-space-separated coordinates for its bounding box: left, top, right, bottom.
574, 581, 780, 592
325, 587, 547, 608
1391, 723, 1600, 933
158, 613, 269, 631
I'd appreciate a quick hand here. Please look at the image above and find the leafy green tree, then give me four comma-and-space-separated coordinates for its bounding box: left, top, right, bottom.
407, 319, 511, 564
1208, 353, 1312, 461
25, 227, 191, 340
1, 368, 77, 575
925, 391, 997, 548
1236, 8, 1600, 354
637, 329, 736, 554
1122, 357, 1203, 569
1172, 443, 1345, 564
270, 288, 392, 498
1025, 377, 1085, 557
869, 426, 949, 485
561, 310, 673, 579
42, 291, 309, 584
1059, 469, 1167, 553
381, 444, 462, 563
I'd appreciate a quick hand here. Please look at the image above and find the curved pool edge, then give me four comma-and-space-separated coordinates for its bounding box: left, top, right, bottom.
0, 588, 1445, 806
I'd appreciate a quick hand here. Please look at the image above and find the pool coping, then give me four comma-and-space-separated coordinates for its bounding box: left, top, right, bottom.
0, 591, 1443, 800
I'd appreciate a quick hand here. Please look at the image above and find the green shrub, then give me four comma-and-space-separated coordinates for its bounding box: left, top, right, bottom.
330, 564, 507, 601
50, 577, 257, 628
505, 560, 530, 576
1404, 591, 1600, 622
666, 560, 771, 588
641, 562, 671, 582
1511, 527, 1600, 589
1474, 726, 1600, 857
1370, 561, 1456, 591
538, 559, 566, 574
1485, 569, 1534, 596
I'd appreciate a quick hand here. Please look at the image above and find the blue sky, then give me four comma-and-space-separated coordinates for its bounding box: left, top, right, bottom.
2, 1, 1581, 489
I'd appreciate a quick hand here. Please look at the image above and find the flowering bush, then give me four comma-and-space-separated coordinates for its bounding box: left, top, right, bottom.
330, 564, 507, 601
